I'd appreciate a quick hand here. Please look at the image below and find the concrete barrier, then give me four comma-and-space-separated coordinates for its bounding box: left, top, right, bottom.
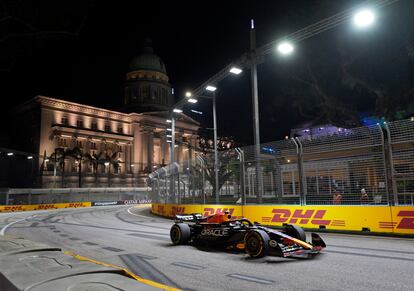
151, 203, 414, 236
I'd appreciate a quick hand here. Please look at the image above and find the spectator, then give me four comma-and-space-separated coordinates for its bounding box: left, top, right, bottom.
360, 188, 369, 204
333, 190, 342, 205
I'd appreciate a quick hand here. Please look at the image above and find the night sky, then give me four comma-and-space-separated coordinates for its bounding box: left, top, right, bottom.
1, 0, 413, 146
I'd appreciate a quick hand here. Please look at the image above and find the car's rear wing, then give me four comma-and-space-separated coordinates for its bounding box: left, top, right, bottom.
174, 213, 204, 222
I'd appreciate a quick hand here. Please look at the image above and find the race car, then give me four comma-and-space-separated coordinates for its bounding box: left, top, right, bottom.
170, 211, 326, 258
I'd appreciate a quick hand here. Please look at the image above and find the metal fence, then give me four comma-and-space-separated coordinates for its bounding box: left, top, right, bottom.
149, 118, 414, 206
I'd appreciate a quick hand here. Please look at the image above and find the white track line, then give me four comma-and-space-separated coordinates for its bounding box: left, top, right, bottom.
127, 206, 155, 219
0, 218, 28, 236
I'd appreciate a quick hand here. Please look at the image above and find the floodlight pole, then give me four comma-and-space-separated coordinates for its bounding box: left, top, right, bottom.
250, 19, 264, 202
212, 91, 219, 203
170, 114, 176, 202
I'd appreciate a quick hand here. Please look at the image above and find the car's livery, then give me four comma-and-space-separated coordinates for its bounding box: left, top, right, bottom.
170, 212, 326, 258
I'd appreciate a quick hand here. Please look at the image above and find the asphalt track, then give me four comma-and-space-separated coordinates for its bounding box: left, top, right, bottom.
0, 205, 413, 291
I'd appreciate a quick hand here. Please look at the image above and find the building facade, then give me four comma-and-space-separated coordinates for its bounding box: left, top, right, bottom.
12, 40, 199, 188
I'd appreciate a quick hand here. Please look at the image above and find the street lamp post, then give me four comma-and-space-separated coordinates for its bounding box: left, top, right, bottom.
170, 115, 176, 202
212, 90, 220, 203
250, 19, 264, 203
189, 87, 220, 203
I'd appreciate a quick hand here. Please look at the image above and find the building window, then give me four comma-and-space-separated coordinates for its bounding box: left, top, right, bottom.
91, 122, 97, 130
117, 126, 123, 134
117, 145, 123, 152
91, 142, 97, 150
105, 124, 111, 132
76, 140, 83, 148
61, 117, 68, 125
76, 120, 84, 128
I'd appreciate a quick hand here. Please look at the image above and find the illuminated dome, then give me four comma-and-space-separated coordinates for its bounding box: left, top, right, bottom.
128, 38, 167, 74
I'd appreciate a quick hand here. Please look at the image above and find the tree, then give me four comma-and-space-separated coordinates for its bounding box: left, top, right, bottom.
84, 151, 105, 187
104, 151, 120, 187
50, 147, 72, 188
69, 146, 87, 188
202, 150, 239, 197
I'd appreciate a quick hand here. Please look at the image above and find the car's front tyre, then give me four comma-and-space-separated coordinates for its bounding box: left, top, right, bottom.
170, 223, 191, 245
244, 230, 269, 258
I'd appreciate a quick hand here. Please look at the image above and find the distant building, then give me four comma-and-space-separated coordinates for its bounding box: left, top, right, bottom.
11, 40, 199, 188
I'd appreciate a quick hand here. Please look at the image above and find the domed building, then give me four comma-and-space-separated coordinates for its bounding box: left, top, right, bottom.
124, 38, 173, 113
12, 39, 200, 188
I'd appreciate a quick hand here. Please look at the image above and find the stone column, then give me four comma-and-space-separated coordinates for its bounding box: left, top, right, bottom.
132, 122, 141, 173
147, 130, 154, 172
160, 132, 167, 166
140, 129, 149, 172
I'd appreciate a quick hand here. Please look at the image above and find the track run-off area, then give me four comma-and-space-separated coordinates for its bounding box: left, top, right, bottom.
0, 205, 412, 291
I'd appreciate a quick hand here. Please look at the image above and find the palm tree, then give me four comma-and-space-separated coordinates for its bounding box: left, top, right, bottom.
84, 151, 105, 187
104, 151, 120, 187
70, 146, 86, 188
50, 147, 72, 188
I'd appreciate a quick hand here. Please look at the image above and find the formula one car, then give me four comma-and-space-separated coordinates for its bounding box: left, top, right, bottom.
170, 212, 326, 258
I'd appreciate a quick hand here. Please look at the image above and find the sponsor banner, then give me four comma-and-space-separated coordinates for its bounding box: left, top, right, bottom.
390, 206, 414, 234
151, 203, 243, 219
243, 205, 392, 233
151, 203, 414, 235
92, 201, 120, 207
120, 199, 152, 205
92, 200, 152, 207
0, 202, 91, 213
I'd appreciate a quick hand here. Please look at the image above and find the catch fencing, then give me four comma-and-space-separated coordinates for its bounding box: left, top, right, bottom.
149, 118, 414, 206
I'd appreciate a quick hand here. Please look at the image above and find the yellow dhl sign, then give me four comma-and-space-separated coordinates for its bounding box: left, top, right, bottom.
151, 203, 414, 235
0, 202, 92, 213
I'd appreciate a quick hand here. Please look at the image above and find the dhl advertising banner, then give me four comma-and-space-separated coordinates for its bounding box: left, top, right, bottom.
151, 203, 243, 219
151, 203, 414, 235
0, 202, 92, 213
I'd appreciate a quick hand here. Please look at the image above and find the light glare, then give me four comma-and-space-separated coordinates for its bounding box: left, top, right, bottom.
166, 119, 172, 123
188, 98, 198, 103
173, 108, 183, 113
230, 67, 242, 75
277, 42, 294, 55
354, 9, 375, 27
185, 91, 192, 98
206, 85, 217, 92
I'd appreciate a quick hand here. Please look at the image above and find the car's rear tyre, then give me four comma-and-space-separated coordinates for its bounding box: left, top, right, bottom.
170, 223, 191, 245
284, 224, 306, 242
244, 230, 269, 258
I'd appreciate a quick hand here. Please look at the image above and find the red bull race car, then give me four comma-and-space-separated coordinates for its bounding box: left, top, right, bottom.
170, 212, 326, 258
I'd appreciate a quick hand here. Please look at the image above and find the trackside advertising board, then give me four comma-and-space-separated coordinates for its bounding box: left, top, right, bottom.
151, 203, 414, 235
0, 202, 91, 212
92, 200, 152, 207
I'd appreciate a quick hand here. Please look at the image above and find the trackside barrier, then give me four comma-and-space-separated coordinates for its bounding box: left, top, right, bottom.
151, 203, 414, 235
0, 200, 152, 213
0, 202, 91, 212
